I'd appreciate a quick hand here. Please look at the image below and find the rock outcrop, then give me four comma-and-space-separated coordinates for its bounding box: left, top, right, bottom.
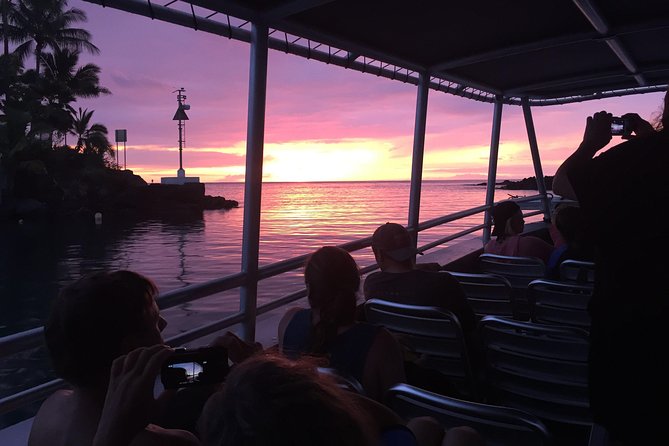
0, 149, 238, 221
476, 176, 554, 191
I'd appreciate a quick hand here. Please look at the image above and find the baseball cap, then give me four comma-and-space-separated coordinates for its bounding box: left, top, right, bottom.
371, 222, 421, 262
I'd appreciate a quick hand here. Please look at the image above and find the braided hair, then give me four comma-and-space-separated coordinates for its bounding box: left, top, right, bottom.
303, 246, 361, 353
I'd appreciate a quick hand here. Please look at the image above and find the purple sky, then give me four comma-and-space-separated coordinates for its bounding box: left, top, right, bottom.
72, 1, 666, 183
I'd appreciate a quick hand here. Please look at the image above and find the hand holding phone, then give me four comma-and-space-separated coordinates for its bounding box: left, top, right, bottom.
610, 116, 629, 136
160, 346, 229, 389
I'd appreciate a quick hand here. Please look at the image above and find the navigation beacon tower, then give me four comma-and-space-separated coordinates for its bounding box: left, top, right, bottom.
161, 88, 200, 184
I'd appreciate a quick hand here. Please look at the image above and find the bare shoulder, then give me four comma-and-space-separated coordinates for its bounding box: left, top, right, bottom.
364, 326, 406, 399
130, 424, 199, 446
519, 236, 553, 263
371, 326, 401, 351
524, 234, 552, 246
28, 390, 74, 446
35, 388, 73, 413
365, 327, 399, 363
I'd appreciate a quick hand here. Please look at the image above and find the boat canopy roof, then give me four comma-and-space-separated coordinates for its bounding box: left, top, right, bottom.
86, 0, 669, 105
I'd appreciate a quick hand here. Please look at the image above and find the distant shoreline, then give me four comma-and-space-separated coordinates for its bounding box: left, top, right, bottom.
202, 178, 508, 185
475, 176, 554, 191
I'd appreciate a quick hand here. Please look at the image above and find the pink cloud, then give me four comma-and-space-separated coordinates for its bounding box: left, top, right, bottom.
71, 1, 666, 182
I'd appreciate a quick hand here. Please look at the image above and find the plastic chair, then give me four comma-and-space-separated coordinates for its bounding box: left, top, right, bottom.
527, 279, 593, 330
478, 316, 593, 444
478, 253, 546, 320
559, 259, 595, 284
317, 367, 366, 395
445, 271, 514, 319
386, 383, 553, 446
363, 299, 478, 400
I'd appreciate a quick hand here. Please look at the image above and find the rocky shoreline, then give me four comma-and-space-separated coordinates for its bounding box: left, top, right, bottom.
0, 157, 238, 222
475, 175, 553, 191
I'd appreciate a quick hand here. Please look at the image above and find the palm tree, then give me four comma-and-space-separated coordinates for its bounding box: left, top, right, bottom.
1, 0, 15, 55
37, 47, 109, 140
70, 107, 113, 163
8, 0, 99, 73
40, 47, 110, 102
9, 47, 110, 147
0, 52, 32, 160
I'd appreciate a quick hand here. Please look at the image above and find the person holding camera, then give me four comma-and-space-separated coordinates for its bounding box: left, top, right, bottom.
553, 86, 669, 446
68, 269, 481, 446
28, 271, 200, 446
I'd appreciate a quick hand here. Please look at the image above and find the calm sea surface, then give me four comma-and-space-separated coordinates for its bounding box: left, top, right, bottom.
0, 179, 546, 424
0, 179, 545, 340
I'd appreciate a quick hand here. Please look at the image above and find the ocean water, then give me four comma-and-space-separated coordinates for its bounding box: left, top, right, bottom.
0, 179, 547, 425
0, 179, 544, 339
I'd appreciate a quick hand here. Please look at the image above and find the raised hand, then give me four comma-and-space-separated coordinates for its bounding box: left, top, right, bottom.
621, 112, 655, 139
92, 345, 174, 446
579, 111, 613, 156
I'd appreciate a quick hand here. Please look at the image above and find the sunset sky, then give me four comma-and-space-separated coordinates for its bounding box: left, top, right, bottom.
71, 1, 666, 184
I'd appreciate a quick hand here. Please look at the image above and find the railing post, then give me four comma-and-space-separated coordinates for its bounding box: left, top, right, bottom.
240, 21, 268, 342
483, 96, 504, 243
408, 71, 429, 252
522, 97, 551, 222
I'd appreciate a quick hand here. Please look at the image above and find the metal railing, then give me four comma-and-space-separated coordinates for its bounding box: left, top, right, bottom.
0, 197, 551, 418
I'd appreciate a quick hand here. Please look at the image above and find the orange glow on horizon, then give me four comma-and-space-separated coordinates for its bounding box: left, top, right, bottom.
123, 137, 544, 184
262, 139, 407, 182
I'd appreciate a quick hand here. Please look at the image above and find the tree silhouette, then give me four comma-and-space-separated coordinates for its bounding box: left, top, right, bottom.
70, 107, 113, 164
7, 0, 99, 73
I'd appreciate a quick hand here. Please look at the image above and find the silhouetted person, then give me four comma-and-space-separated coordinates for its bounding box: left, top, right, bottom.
197, 353, 484, 446
484, 200, 553, 264
364, 222, 479, 397
278, 246, 406, 402
29, 270, 198, 446
545, 204, 594, 279
364, 223, 475, 331
553, 86, 669, 446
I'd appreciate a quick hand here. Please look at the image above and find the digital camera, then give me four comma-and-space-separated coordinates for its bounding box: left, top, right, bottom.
610, 116, 629, 136
160, 346, 229, 389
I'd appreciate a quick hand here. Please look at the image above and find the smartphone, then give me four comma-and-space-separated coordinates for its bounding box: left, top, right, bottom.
610, 117, 628, 136
160, 346, 229, 389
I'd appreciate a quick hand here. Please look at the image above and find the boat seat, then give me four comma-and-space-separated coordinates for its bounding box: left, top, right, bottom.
317, 367, 366, 395
386, 382, 553, 446
363, 299, 478, 400
527, 279, 592, 330
478, 316, 593, 444
559, 259, 595, 284
444, 271, 514, 319
478, 254, 546, 320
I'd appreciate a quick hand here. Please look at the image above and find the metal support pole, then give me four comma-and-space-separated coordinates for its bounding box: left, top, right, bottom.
123, 141, 127, 170
522, 97, 551, 221
178, 120, 183, 170
239, 22, 268, 342
407, 71, 429, 253
483, 96, 504, 243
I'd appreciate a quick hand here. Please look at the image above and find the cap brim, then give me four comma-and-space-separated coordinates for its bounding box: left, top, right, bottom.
384, 246, 422, 262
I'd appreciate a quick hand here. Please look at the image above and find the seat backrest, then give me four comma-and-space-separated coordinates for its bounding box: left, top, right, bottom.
478, 253, 546, 284
386, 383, 553, 446
559, 259, 595, 284
478, 254, 546, 320
478, 316, 591, 428
445, 271, 514, 318
317, 367, 366, 395
363, 299, 476, 399
527, 279, 593, 330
